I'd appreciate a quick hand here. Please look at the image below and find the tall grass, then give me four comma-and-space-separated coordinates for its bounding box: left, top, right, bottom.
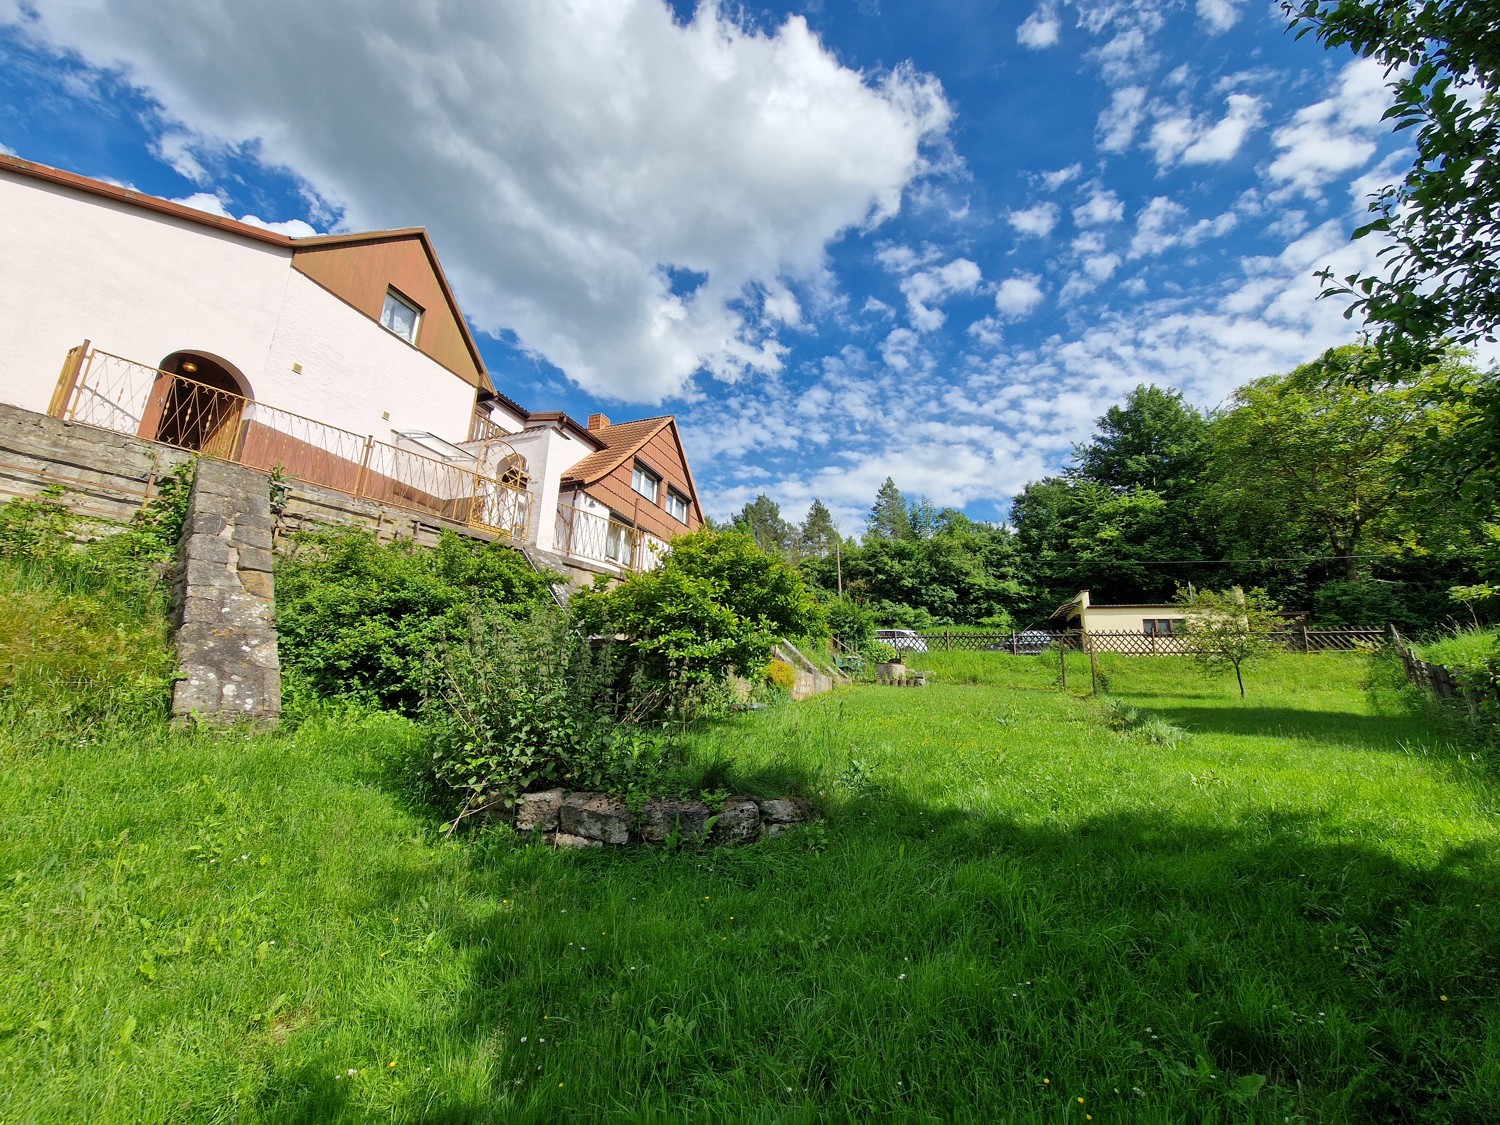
1, 574, 1496, 1121
1418, 626, 1500, 667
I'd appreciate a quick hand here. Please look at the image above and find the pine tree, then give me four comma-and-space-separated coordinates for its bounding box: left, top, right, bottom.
799, 499, 841, 558
867, 478, 912, 540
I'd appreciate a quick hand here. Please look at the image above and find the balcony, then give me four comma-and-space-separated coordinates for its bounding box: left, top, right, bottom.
553, 503, 664, 574
48, 344, 534, 541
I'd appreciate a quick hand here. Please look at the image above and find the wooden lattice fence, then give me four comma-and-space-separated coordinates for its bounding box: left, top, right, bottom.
1389, 627, 1500, 723
913, 628, 1386, 655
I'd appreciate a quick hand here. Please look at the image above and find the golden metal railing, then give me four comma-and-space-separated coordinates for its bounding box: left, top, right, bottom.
51, 346, 533, 541
554, 503, 664, 573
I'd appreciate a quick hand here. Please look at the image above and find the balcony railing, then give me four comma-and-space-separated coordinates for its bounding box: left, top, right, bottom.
49, 344, 533, 541
554, 503, 664, 573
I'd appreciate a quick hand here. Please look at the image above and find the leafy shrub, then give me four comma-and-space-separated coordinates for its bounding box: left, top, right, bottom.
421, 607, 678, 827
865, 640, 898, 665
764, 660, 797, 692
572, 529, 825, 718
275, 527, 557, 713
824, 595, 876, 655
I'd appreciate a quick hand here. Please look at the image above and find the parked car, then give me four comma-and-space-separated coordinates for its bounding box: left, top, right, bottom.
876, 628, 929, 654
983, 630, 1054, 654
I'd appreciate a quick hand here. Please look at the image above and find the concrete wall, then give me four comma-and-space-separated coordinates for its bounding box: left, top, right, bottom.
1082, 605, 1184, 634
0, 168, 476, 445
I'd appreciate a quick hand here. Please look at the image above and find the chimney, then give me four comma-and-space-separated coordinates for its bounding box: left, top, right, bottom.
587, 413, 610, 431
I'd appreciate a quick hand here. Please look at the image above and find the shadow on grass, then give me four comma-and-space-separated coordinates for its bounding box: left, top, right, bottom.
258, 769, 1500, 1124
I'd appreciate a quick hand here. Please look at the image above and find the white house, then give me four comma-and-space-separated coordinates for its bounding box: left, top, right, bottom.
0, 155, 704, 576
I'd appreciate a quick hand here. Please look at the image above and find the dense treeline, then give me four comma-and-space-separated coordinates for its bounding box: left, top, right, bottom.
734, 345, 1500, 633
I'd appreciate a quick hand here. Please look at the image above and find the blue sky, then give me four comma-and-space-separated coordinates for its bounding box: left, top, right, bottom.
0, 0, 1447, 532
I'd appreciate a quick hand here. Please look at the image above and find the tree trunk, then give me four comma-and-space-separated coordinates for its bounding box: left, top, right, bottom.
1234, 661, 1246, 697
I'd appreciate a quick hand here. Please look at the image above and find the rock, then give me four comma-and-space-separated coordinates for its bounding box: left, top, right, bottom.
636, 799, 712, 844
759, 796, 814, 825
516, 789, 566, 833
710, 797, 761, 845
559, 793, 630, 845
763, 821, 803, 838
548, 832, 602, 849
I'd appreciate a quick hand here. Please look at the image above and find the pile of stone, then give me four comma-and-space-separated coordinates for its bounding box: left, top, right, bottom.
488, 789, 816, 849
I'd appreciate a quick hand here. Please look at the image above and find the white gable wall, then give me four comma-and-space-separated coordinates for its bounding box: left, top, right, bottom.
0, 169, 475, 445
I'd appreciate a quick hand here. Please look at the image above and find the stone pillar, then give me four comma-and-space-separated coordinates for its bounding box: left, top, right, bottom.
171, 461, 281, 727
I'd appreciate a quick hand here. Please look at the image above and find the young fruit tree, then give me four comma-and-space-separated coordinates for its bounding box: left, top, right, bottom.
1175, 587, 1285, 698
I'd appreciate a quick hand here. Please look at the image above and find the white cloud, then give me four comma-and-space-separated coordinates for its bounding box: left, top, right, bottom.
1082, 252, 1120, 282
170, 191, 320, 237
1017, 5, 1062, 49
1268, 58, 1391, 196
1128, 196, 1238, 258
1148, 93, 1262, 167
1039, 163, 1083, 191
0, 139, 14, 156
1196, 0, 1241, 33
1072, 188, 1125, 227
899, 258, 982, 331
994, 274, 1045, 319
880, 327, 929, 374
1007, 202, 1061, 238
4, 0, 952, 403
1097, 86, 1147, 152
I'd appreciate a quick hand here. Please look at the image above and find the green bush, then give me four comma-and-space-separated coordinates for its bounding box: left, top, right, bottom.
275, 527, 558, 713
865, 640, 898, 665
421, 607, 677, 826
572, 529, 825, 718
764, 660, 797, 692
824, 594, 875, 655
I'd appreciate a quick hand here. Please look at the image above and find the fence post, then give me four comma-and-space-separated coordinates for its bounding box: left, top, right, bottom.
945, 629, 951, 652
47, 340, 91, 419
1058, 637, 1068, 692
353, 436, 375, 499
1088, 636, 1099, 696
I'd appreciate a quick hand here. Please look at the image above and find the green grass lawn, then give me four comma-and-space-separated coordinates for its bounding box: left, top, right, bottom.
3, 640, 1497, 1120
1417, 627, 1500, 668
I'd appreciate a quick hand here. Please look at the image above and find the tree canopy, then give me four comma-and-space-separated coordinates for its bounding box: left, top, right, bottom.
1284, 0, 1500, 356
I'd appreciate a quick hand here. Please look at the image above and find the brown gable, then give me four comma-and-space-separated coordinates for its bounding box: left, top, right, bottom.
563, 415, 705, 541
291, 233, 490, 389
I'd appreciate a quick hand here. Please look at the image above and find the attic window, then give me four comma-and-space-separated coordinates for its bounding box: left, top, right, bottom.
381, 289, 422, 344
665, 489, 689, 523
631, 461, 660, 503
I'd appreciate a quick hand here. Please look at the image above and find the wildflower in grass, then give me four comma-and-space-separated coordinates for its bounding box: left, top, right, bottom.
1077, 1097, 1085, 1104
898, 973, 906, 980
1441, 994, 1449, 1002
1043, 1079, 1050, 1085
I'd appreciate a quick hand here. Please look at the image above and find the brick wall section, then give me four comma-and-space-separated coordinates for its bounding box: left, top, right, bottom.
171, 460, 282, 727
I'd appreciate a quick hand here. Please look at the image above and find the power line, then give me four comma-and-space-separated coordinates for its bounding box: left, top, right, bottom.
1031, 552, 1395, 568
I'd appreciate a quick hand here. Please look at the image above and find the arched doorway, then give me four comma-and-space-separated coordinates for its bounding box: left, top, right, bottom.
141, 351, 253, 458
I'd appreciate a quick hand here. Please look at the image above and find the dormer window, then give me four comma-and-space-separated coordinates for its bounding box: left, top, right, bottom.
381, 288, 422, 344
631, 461, 660, 503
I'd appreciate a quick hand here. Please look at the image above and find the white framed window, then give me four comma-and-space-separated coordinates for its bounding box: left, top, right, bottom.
381, 289, 422, 344
1144, 618, 1183, 636
605, 520, 633, 564
631, 461, 660, 503
665, 489, 689, 523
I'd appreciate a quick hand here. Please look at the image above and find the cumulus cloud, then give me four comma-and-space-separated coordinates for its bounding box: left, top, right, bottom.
1039, 163, 1083, 191
899, 258, 982, 331
170, 191, 320, 237
1007, 202, 1061, 238
1017, 4, 1062, 49
1148, 93, 1262, 167
3, 0, 952, 403
1097, 86, 1147, 152
1269, 58, 1392, 196
1196, 0, 1241, 33
994, 274, 1045, 319
1072, 188, 1125, 227
1128, 196, 1238, 258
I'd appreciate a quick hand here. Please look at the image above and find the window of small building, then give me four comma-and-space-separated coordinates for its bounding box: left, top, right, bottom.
1144, 618, 1183, 636
631, 461, 660, 503
381, 289, 422, 344
665, 488, 689, 522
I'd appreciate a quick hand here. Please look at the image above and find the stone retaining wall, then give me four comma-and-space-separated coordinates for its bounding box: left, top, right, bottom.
491, 789, 815, 849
